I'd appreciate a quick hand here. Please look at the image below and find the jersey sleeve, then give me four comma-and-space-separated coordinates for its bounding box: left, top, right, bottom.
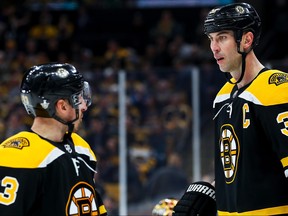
0, 165, 44, 215
247, 70, 288, 173
0, 132, 53, 215
259, 104, 288, 169
95, 189, 108, 216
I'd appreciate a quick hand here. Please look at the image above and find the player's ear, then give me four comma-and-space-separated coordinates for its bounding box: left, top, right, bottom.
55, 99, 68, 114
243, 31, 253, 48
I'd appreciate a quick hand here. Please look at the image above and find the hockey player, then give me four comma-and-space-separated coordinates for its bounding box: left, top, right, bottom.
205, 2, 288, 215
174, 2, 288, 215
0, 63, 107, 215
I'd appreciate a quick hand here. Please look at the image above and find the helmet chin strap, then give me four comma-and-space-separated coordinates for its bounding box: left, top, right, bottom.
225, 52, 247, 84
52, 109, 79, 137
225, 30, 253, 85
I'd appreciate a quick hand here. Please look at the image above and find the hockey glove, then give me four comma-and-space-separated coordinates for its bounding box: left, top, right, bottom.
172, 181, 217, 216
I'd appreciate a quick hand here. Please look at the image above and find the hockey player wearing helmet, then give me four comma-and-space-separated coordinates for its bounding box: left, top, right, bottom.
206, 2, 288, 216
0, 63, 107, 215
20, 63, 92, 135
204, 2, 261, 85
174, 2, 288, 216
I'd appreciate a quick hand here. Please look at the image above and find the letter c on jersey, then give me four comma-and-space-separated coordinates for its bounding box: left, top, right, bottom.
242, 103, 250, 128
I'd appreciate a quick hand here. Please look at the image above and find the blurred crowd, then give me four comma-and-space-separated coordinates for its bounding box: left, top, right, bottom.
0, 1, 288, 215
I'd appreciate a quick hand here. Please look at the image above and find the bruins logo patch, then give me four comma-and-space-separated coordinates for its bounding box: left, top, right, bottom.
2, 137, 30, 149
66, 182, 98, 215
269, 73, 288, 86
219, 124, 240, 184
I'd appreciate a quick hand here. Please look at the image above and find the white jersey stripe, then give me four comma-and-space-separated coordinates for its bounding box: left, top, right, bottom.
75, 146, 96, 162
38, 148, 64, 167
239, 91, 262, 105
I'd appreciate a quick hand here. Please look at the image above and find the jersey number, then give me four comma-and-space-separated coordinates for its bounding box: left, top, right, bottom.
0, 176, 19, 205
277, 111, 288, 136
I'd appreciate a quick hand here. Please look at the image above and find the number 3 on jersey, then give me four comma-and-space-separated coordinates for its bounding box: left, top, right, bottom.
0, 176, 19, 205
277, 111, 288, 136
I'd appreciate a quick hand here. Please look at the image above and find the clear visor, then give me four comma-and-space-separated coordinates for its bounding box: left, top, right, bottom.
71, 81, 92, 108
83, 81, 92, 107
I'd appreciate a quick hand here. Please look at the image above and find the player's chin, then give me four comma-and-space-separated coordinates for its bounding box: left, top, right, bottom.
218, 65, 227, 72
73, 120, 82, 132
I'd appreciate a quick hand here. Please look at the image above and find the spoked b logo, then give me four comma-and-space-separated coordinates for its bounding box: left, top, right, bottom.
66, 182, 98, 216
219, 124, 240, 184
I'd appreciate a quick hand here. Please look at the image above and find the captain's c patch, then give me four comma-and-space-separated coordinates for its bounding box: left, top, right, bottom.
2, 137, 30, 150
269, 73, 288, 86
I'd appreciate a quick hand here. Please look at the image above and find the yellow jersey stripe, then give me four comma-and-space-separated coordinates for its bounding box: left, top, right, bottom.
38, 148, 65, 167
218, 205, 288, 215
214, 69, 288, 106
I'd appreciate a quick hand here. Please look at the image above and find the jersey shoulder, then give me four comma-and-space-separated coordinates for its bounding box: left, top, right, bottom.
0, 131, 63, 168
71, 132, 96, 161
244, 69, 288, 105
214, 80, 234, 107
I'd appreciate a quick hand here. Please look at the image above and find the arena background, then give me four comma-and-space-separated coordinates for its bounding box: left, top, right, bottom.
0, 0, 287, 215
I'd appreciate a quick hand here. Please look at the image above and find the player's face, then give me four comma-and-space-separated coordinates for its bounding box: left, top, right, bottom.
62, 95, 88, 132
72, 95, 88, 132
208, 30, 242, 74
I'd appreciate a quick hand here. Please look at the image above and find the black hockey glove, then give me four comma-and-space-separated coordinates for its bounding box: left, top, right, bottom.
172, 181, 217, 216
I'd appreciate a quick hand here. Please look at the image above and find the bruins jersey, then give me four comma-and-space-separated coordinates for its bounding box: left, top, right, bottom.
213, 69, 288, 215
0, 131, 107, 216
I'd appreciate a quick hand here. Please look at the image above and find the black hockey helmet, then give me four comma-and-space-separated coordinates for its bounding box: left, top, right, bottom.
20, 63, 91, 120
204, 2, 261, 48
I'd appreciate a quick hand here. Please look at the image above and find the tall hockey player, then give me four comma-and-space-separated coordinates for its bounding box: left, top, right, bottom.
204, 2, 288, 215
0, 63, 107, 215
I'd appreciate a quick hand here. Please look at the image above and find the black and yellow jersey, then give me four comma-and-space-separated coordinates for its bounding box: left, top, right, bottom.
213, 69, 288, 215
0, 131, 107, 216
